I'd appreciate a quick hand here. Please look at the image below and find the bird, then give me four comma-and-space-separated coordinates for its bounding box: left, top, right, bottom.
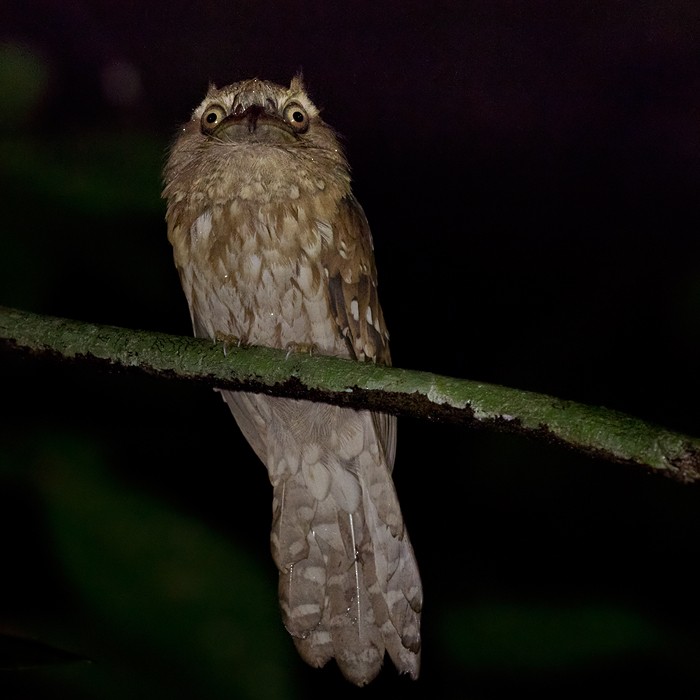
162, 75, 421, 685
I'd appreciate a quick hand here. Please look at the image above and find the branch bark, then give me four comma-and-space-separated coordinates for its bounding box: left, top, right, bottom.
2, 305, 699, 483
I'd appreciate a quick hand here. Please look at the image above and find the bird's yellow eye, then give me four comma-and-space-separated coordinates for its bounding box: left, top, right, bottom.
283, 101, 309, 133
200, 104, 227, 134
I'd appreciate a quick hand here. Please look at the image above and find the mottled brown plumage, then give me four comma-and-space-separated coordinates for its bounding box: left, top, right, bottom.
163, 76, 421, 685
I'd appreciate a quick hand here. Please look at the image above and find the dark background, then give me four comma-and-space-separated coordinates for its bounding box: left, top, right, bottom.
1, 1, 699, 698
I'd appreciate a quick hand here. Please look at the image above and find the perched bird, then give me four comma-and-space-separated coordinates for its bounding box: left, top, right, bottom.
163, 76, 421, 685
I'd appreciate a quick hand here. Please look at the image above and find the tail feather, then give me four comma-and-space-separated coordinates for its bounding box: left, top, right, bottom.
223, 391, 421, 684
361, 485, 422, 677
276, 465, 421, 684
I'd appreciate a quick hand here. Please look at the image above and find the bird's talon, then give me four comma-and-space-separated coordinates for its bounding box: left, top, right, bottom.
215, 331, 247, 356
284, 342, 318, 360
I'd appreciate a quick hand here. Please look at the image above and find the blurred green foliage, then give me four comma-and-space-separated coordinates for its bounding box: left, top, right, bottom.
1, 432, 295, 700
0, 41, 172, 324
1, 133, 162, 217
440, 600, 661, 673
0, 43, 50, 130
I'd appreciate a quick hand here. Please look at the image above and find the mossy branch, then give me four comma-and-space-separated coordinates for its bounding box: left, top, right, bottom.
2, 305, 699, 483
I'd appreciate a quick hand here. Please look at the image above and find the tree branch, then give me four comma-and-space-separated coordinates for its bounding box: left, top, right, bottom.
2, 305, 699, 483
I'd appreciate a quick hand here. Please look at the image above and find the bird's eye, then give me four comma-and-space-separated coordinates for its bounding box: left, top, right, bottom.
200, 104, 227, 134
283, 101, 309, 133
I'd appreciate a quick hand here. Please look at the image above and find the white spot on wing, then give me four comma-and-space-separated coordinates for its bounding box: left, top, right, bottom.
316, 220, 333, 245
244, 253, 262, 280
191, 211, 212, 242
350, 298, 359, 321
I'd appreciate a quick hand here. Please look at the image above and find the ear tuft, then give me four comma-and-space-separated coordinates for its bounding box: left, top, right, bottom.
290, 71, 306, 93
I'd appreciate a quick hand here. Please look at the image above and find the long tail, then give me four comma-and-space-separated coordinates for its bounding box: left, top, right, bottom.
222, 391, 422, 685
276, 468, 421, 685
